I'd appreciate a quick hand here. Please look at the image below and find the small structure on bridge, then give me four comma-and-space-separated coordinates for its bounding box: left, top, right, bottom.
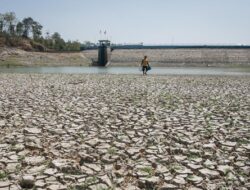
97, 40, 112, 66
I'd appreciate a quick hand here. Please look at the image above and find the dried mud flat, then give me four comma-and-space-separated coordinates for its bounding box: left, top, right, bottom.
0, 74, 249, 190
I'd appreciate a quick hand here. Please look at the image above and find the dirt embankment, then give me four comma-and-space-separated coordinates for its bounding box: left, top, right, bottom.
0, 47, 92, 66
1, 47, 250, 67
83, 49, 250, 67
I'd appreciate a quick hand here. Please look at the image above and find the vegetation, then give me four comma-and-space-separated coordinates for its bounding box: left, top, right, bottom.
107, 147, 117, 155
0, 12, 82, 51
140, 166, 154, 177
0, 171, 7, 179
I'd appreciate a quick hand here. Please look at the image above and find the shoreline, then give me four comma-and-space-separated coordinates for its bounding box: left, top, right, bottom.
1, 47, 250, 67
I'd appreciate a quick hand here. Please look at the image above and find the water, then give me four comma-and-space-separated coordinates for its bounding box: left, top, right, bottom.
0, 66, 250, 76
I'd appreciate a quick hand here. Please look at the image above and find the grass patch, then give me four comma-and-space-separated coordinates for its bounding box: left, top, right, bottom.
0, 171, 7, 179
107, 147, 117, 155
188, 154, 200, 160
68, 176, 98, 190
79, 134, 85, 140
140, 166, 154, 177
0, 57, 23, 66
237, 139, 249, 145
187, 175, 195, 180
18, 155, 25, 162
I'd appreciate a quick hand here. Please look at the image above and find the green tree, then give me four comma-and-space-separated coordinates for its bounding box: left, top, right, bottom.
22, 17, 34, 38
71, 40, 81, 51
51, 32, 65, 50
3, 12, 17, 34
0, 13, 4, 33
32, 21, 43, 40
16, 22, 24, 36
0, 11, 82, 51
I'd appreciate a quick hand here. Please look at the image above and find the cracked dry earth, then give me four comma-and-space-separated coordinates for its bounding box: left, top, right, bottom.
0, 74, 249, 190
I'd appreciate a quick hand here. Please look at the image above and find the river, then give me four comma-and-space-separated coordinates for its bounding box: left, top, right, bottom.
0, 66, 250, 76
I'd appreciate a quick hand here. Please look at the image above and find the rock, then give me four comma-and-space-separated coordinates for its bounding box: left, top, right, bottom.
144, 177, 159, 189
239, 176, 245, 183
45, 176, 57, 184
114, 169, 125, 178
187, 175, 203, 184
203, 143, 216, 149
20, 175, 35, 188
24, 156, 45, 165
85, 138, 100, 147
0, 120, 5, 127
146, 176, 160, 184
79, 153, 96, 164
6, 163, 21, 173
9, 184, 20, 190
240, 166, 250, 175
34, 180, 46, 188
80, 165, 95, 175
0, 181, 10, 188
220, 141, 237, 147
234, 161, 245, 167
84, 163, 101, 172
51, 159, 80, 174
138, 176, 159, 189
63, 175, 76, 182
23, 128, 41, 134
12, 144, 25, 152
61, 142, 72, 149
126, 184, 141, 190
24, 136, 42, 149
89, 183, 108, 190
174, 155, 187, 161
0, 144, 9, 149
99, 175, 112, 187
187, 187, 203, 190
47, 184, 67, 190
187, 163, 202, 170
163, 173, 173, 181
199, 168, 220, 178
217, 165, 233, 175
126, 147, 140, 156
27, 165, 47, 174
190, 157, 203, 163
156, 166, 169, 173
243, 144, 250, 150
8, 154, 19, 161
226, 172, 237, 181
44, 168, 57, 176
114, 163, 122, 170
174, 166, 193, 174
204, 159, 216, 169
206, 183, 217, 190
173, 175, 186, 185
159, 183, 177, 190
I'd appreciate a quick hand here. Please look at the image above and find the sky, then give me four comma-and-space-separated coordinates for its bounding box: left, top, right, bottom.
1, 0, 250, 45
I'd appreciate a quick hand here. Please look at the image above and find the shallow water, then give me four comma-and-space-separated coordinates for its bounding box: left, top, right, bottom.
0, 66, 250, 76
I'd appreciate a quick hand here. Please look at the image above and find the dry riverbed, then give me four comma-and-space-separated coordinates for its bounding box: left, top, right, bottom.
0, 74, 249, 190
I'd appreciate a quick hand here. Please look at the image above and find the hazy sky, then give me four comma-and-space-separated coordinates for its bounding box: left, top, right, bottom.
1, 0, 250, 44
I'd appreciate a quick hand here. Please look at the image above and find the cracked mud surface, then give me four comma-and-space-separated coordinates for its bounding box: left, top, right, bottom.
0, 74, 249, 190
